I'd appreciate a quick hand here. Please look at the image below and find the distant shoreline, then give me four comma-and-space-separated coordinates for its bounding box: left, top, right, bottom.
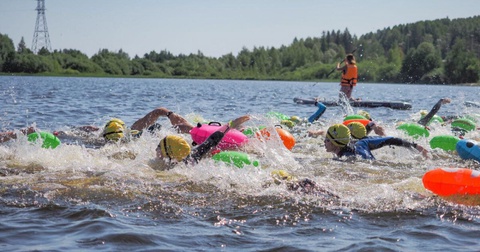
1, 72, 478, 86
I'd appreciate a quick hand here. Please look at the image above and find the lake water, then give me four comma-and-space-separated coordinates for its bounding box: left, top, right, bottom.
1, 76, 480, 251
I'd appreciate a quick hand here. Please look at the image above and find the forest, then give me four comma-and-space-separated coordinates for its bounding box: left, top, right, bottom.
0, 15, 479, 84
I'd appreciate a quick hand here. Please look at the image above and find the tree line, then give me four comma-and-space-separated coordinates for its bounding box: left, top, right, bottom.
0, 15, 479, 84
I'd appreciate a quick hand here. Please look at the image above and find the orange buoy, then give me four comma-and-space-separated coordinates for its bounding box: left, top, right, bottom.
256, 127, 295, 150
342, 118, 370, 127
276, 128, 295, 150
422, 168, 480, 196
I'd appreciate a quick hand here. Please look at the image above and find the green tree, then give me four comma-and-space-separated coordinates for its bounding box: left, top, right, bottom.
0, 33, 16, 72
38, 47, 50, 56
386, 45, 403, 66
144, 50, 175, 63
237, 47, 252, 70
341, 28, 355, 53
401, 42, 441, 83
444, 38, 480, 83
8, 53, 54, 73
268, 48, 282, 73
91, 49, 131, 75
17, 37, 30, 54
219, 53, 238, 71
53, 49, 103, 73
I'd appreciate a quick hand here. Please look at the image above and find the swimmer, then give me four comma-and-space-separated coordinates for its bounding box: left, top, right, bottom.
55, 107, 213, 144
0, 127, 36, 143
270, 170, 338, 198
155, 115, 250, 167
307, 109, 385, 138
324, 123, 429, 160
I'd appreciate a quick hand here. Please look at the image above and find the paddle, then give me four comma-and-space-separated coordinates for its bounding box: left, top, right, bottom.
325, 49, 357, 78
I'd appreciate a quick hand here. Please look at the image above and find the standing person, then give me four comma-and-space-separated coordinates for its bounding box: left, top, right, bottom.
336, 54, 358, 101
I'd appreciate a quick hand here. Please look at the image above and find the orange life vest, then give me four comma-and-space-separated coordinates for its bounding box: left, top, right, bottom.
341, 64, 358, 87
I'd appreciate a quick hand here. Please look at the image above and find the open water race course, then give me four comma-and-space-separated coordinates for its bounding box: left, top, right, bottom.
1, 76, 480, 251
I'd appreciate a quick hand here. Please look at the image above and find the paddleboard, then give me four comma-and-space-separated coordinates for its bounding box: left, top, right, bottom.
464, 101, 480, 108
293, 97, 412, 110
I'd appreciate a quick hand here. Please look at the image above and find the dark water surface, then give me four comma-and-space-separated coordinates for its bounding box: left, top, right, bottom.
1, 76, 480, 251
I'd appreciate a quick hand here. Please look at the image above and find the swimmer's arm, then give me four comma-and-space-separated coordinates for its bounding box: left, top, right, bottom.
130, 107, 168, 131
218, 115, 251, 133
76, 125, 100, 132
0, 131, 17, 143
229, 115, 251, 129
414, 144, 429, 159
0, 127, 35, 143
308, 129, 325, 138
185, 115, 250, 164
381, 137, 429, 159
131, 107, 194, 133
186, 131, 225, 164
371, 123, 386, 136
417, 98, 451, 126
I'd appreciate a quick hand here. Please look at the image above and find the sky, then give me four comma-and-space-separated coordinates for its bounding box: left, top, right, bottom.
0, 0, 478, 58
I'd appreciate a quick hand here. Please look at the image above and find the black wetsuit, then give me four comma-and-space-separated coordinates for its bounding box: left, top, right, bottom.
418, 98, 447, 126
338, 136, 418, 160
184, 130, 226, 165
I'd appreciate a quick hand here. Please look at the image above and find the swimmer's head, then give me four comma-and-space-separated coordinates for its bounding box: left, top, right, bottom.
357, 110, 371, 120
325, 124, 351, 147
103, 118, 126, 141
347, 122, 367, 139
157, 135, 191, 162
271, 170, 296, 186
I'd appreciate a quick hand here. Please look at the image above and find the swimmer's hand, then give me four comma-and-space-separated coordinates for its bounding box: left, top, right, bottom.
229, 115, 251, 130
440, 98, 451, 104
416, 144, 429, 159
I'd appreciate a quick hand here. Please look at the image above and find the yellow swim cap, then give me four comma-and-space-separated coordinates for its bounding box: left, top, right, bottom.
357, 110, 371, 120
271, 169, 294, 184
347, 122, 367, 139
280, 119, 295, 129
326, 124, 350, 147
420, 110, 428, 117
159, 135, 191, 162
103, 118, 126, 141
289, 116, 301, 123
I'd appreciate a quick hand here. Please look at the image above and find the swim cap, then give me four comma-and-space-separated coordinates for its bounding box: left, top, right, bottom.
159, 135, 191, 162
289, 116, 301, 123
326, 124, 350, 147
347, 122, 367, 139
280, 119, 295, 129
357, 110, 371, 120
271, 170, 294, 184
419, 110, 428, 117
103, 118, 126, 141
